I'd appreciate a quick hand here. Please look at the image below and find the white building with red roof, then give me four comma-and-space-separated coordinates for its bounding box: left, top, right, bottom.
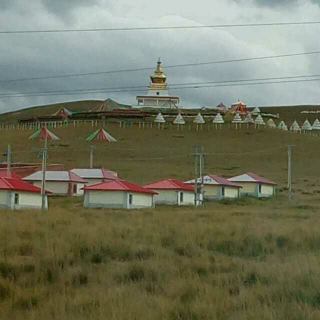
185, 175, 242, 200
228, 173, 276, 197
144, 179, 195, 206
71, 168, 118, 195
23, 171, 86, 196
83, 179, 157, 209
0, 177, 49, 210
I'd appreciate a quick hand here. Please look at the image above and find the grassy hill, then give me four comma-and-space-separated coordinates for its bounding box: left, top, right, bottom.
1, 118, 320, 319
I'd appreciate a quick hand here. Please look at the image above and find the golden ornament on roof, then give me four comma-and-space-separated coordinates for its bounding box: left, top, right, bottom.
150, 58, 167, 84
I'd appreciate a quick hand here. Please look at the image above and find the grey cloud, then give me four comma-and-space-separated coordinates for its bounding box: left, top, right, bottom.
251, 0, 320, 7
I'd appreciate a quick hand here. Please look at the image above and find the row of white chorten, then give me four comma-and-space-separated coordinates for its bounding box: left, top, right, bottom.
154, 112, 320, 131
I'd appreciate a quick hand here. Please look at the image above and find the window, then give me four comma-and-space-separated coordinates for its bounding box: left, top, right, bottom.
73, 184, 77, 194
221, 187, 225, 197
180, 192, 184, 203
129, 194, 133, 205
14, 193, 19, 205
259, 184, 262, 194
157, 92, 159, 96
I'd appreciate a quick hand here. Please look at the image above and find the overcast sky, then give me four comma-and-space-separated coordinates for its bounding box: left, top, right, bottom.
0, 0, 320, 112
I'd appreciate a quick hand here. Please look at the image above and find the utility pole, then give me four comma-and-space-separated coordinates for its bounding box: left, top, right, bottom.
193, 145, 205, 206
7, 144, 11, 178
287, 145, 293, 202
193, 145, 198, 206
90, 146, 95, 169
41, 137, 48, 210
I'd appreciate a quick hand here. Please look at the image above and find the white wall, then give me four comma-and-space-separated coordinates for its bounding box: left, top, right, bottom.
19, 192, 42, 207
225, 187, 240, 198
153, 190, 178, 204
238, 183, 257, 194
0, 190, 8, 206
180, 191, 195, 205
33, 181, 69, 195
204, 185, 219, 197
261, 185, 275, 196
89, 191, 125, 205
131, 193, 154, 208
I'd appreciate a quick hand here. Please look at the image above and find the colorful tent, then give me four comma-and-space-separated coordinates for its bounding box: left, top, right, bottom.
301, 119, 312, 131
228, 100, 248, 115
212, 113, 224, 124
216, 103, 227, 112
29, 128, 60, 141
86, 129, 116, 142
312, 119, 320, 130
232, 113, 243, 124
91, 98, 130, 112
254, 114, 265, 125
173, 113, 186, 125
154, 113, 166, 123
193, 113, 205, 124
243, 113, 254, 124
53, 107, 72, 117
267, 118, 276, 128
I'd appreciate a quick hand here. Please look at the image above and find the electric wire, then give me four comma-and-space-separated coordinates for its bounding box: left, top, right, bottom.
1, 21, 320, 34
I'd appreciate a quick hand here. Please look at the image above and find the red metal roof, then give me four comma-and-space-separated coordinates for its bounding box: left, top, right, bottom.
246, 173, 277, 185
207, 175, 242, 187
144, 179, 194, 191
0, 169, 22, 180
0, 177, 50, 193
83, 179, 157, 195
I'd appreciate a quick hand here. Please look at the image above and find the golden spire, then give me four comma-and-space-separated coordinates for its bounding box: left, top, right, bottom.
150, 58, 166, 84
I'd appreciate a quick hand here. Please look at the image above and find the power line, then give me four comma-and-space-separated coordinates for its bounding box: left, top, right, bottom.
1, 73, 320, 98
1, 21, 320, 34
2, 77, 320, 99
1, 50, 320, 83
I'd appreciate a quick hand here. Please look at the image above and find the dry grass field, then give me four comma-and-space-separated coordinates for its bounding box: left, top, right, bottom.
0, 110, 320, 319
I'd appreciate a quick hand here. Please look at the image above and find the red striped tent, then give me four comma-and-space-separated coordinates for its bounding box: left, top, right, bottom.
86, 129, 116, 142
53, 107, 72, 117
227, 100, 248, 115
29, 128, 60, 141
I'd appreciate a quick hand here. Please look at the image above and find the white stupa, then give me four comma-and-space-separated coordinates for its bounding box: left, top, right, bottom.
154, 112, 166, 123
193, 113, 205, 124
267, 118, 276, 128
243, 113, 254, 124
290, 120, 300, 132
252, 106, 261, 114
301, 119, 312, 131
212, 113, 224, 124
282, 124, 288, 131
278, 121, 286, 129
254, 114, 265, 125
173, 113, 186, 125
232, 113, 243, 124
312, 119, 320, 130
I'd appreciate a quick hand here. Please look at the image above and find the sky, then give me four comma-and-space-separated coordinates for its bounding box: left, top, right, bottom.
0, 0, 320, 112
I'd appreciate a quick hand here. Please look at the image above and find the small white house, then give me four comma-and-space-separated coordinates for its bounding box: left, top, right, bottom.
83, 179, 157, 209
0, 177, 49, 210
23, 171, 86, 196
71, 168, 118, 195
144, 179, 195, 206
185, 175, 242, 200
228, 173, 276, 198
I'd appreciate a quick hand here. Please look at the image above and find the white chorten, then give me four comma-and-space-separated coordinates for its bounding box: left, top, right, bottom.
252, 106, 261, 114
193, 113, 205, 124
301, 119, 312, 131
254, 114, 265, 125
278, 121, 286, 129
212, 113, 224, 124
290, 120, 300, 132
136, 59, 180, 108
232, 113, 243, 124
267, 118, 276, 128
154, 112, 166, 123
243, 113, 254, 124
312, 119, 320, 130
173, 113, 186, 125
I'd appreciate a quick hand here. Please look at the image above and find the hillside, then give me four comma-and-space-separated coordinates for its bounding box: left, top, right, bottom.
1, 123, 320, 319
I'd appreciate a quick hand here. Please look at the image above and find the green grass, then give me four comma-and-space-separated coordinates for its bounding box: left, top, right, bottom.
0, 198, 320, 319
